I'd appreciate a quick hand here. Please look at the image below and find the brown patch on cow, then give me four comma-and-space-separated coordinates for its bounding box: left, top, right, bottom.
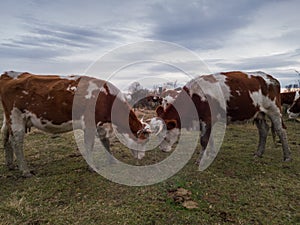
222, 72, 280, 121
156, 105, 165, 117
165, 120, 177, 130
281, 91, 297, 105
0, 73, 78, 125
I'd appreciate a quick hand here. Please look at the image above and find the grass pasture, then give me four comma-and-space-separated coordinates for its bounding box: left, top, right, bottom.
0, 110, 299, 224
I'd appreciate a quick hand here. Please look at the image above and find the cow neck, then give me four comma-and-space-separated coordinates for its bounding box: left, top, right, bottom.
163, 104, 181, 128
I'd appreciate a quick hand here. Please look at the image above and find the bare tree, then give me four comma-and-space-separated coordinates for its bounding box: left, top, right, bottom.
128, 81, 142, 93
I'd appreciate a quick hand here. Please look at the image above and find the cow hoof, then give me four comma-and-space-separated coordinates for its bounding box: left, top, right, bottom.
284, 157, 292, 162
253, 153, 263, 158
22, 171, 34, 178
7, 164, 16, 170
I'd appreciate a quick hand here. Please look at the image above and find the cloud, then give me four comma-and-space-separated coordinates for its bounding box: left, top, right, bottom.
0, 0, 300, 87
146, 0, 269, 49
215, 49, 300, 71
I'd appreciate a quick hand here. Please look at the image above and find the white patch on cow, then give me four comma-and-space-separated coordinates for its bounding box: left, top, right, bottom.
164, 95, 175, 104
148, 117, 165, 134
186, 74, 229, 110
162, 95, 175, 109
249, 90, 280, 116
288, 111, 299, 118
214, 74, 231, 103
67, 85, 77, 92
159, 128, 180, 152
85, 81, 99, 99
247, 71, 276, 86
1, 114, 7, 134
10, 108, 25, 133
6, 71, 23, 79
59, 75, 80, 80
97, 122, 113, 138
99, 86, 108, 95
22, 90, 29, 95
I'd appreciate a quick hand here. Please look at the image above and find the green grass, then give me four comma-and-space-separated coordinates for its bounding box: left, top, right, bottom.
0, 113, 299, 224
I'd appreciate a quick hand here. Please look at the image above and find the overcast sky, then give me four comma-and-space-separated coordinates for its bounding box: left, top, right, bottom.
1, 0, 300, 89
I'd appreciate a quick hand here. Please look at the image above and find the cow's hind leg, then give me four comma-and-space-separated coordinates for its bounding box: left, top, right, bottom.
269, 115, 291, 161
254, 113, 269, 158
2, 122, 15, 170
197, 121, 211, 163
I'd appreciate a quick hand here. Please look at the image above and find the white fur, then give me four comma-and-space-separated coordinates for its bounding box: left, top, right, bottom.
6, 71, 23, 79
85, 81, 99, 99
249, 90, 280, 116
67, 85, 77, 92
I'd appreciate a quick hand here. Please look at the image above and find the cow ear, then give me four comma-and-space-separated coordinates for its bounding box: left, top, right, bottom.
166, 120, 177, 130
156, 105, 164, 116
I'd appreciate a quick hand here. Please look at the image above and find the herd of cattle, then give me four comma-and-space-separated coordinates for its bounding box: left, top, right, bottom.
0, 71, 299, 177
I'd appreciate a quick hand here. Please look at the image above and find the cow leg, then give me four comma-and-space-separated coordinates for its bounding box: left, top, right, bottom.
11, 130, 31, 177
197, 121, 211, 163
83, 128, 96, 168
254, 115, 269, 158
2, 122, 15, 170
269, 115, 291, 161
96, 125, 116, 164
9, 109, 32, 177
270, 123, 277, 147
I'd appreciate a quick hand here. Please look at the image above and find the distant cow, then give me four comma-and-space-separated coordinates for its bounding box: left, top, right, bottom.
160, 89, 181, 110
0, 71, 151, 177
287, 93, 300, 118
281, 91, 300, 106
150, 71, 291, 162
133, 95, 162, 110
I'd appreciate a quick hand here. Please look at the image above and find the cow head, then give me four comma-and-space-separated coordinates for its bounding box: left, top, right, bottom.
126, 119, 152, 160
148, 106, 180, 152
287, 96, 300, 118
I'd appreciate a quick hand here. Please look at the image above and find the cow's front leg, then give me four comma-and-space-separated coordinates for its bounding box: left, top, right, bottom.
11, 130, 31, 177
96, 125, 116, 164
10, 109, 32, 177
254, 115, 269, 158
83, 128, 96, 167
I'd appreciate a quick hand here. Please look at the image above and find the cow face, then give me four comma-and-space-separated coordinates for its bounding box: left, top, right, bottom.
287, 97, 300, 118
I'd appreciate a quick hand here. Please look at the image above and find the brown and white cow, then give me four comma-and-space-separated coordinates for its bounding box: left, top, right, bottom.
0, 71, 151, 177
160, 89, 181, 110
133, 95, 162, 110
150, 71, 291, 162
280, 91, 300, 106
287, 93, 300, 118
